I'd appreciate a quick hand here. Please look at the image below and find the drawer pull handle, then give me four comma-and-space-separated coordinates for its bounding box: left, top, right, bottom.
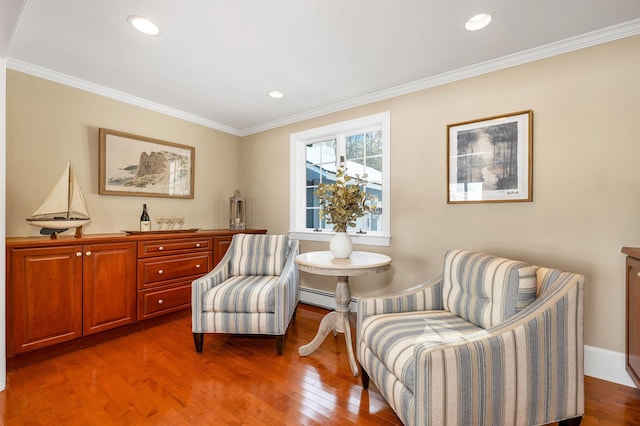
158, 246, 164, 251
196, 264, 201, 268
637, 272, 640, 278
85, 251, 92, 256
158, 269, 164, 274
196, 243, 201, 248
158, 299, 164, 304
76, 252, 82, 257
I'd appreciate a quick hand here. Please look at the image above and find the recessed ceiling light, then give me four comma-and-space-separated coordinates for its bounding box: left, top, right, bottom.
268, 90, 285, 99
465, 13, 492, 31
128, 16, 160, 36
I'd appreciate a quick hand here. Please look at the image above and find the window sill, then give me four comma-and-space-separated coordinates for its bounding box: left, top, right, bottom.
289, 231, 390, 247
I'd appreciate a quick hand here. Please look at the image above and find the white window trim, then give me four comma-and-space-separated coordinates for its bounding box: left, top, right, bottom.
289, 111, 391, 247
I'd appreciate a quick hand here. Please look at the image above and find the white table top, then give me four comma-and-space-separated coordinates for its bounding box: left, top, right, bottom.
295, 251, 391, 277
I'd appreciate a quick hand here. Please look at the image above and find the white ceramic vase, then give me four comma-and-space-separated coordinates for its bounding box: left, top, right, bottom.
330, 231, 353, 258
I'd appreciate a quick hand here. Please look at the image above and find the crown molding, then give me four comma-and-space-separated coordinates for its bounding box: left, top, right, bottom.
238, 18, 640, 136
7, 18, 640, 138
5, 58, 242, 136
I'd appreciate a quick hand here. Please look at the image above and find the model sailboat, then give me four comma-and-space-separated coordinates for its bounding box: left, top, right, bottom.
26, 162, 91, 238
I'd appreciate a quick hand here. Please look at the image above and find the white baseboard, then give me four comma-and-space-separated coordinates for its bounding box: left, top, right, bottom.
584, 345, 636, 388
300, 286, 358, 312
299, 287, 637, 388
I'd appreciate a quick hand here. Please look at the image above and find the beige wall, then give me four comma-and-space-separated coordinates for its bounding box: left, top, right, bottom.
6, 70, 241, 236
240, 35, 640, 353
6, 35, 640, 355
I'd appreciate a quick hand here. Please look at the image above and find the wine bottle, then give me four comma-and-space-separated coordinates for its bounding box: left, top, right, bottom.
140, 204, 151, 231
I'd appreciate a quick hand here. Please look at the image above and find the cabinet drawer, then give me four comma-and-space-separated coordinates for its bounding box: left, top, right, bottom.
138, 253, 212, 288
138, 283, 191, 320
138, 237, 212, 258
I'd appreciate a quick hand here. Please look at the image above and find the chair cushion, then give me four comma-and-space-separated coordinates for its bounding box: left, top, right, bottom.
202, 275, 278, 313
442, 250, 538, 328
229, 234, 290, 276
360, 310, 482, 393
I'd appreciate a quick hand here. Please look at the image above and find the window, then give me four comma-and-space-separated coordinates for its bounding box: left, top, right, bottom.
290, 112, 390, 246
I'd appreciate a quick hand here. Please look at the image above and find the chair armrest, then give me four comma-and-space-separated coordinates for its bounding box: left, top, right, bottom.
192, 255, 231, 293
357, 274, 444, 326
412, 272, 584, 426
191, 249, 232, 330
273, 240, 300, 333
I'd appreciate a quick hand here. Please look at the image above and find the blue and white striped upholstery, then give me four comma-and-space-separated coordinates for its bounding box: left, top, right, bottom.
442, 250, 538, 328
357, 250, 584, 426
203, 275, 279, 313
192, 234, 299, 350
229, 234, 290, 276
360, 311, 482, 400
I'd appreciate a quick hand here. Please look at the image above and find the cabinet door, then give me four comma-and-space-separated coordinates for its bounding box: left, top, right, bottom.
8, 246, 83, 356
213, 236, 233, 266
83, 242, 137, 335
628, 257, 640, 387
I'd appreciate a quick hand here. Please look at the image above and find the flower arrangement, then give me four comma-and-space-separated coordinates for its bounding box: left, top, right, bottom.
315, 165, 375, 232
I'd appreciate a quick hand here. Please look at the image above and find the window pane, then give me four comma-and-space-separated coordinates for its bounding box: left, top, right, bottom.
322, 140, 337, 162
306, 139, 337, 187
306, 186, 319, 207
319, 169, 337, 186
365, 156, 382, 185
366, 130, 382, 155
305, 143, 320, 161
306, 163, 322, 186
350, 158, 364, 169
365, 156, 382, 172
346, 134, 364, 160
306, 208, 329, 230
306, 208, 319, 229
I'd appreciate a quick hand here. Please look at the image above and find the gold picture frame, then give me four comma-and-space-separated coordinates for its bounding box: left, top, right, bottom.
99, 129, 195, 199
447, 110, 533, 204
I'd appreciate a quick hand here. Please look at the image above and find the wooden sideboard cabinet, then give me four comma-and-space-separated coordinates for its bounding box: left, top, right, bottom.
8, 241, 136, 356
622, 247, 640, 388
137, 237, 212, 320
6, 229, 266, 360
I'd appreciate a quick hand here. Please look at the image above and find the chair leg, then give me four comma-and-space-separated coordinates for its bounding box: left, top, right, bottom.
360, 365, 370, 389
559, 416, 582, 426
276, 335, 285, 355
193, 333, 204, 353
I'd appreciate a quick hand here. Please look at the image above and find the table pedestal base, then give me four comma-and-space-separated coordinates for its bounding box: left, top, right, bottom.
298, 276, 359, 376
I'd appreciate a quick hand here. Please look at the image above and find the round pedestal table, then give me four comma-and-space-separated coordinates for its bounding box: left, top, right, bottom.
295, 251, 392, 376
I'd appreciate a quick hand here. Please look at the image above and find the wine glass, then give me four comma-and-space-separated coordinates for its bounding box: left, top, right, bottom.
154, 214, 166, 230
176, 214, 185, 229
166, 214, 177, 230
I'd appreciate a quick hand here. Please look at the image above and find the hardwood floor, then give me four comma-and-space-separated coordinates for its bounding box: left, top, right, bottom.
0, 303, 639, 425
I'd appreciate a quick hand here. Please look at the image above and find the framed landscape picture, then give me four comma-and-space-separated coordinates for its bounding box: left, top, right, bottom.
447, 110, 533, 204
99, 129, 195, 199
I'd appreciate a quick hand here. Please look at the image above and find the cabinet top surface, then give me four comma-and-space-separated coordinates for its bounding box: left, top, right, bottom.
622, 247, 640, 259
6, 229, 267, 248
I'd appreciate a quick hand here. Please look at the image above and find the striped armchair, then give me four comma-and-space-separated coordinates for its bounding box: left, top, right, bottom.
192, 234, 299, 355
357, 250, 584, 426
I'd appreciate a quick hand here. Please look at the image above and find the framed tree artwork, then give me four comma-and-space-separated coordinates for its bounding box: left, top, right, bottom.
447, 110, 533, 204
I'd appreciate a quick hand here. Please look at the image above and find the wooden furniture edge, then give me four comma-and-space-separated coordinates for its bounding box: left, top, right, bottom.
5, 229, 268, 248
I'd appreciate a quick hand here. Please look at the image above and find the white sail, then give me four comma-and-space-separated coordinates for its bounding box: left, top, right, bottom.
27, 162, 90, 231
68, 166, 90, 218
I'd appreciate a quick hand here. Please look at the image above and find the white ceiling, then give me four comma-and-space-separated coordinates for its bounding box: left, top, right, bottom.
3, 0, 640, 136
